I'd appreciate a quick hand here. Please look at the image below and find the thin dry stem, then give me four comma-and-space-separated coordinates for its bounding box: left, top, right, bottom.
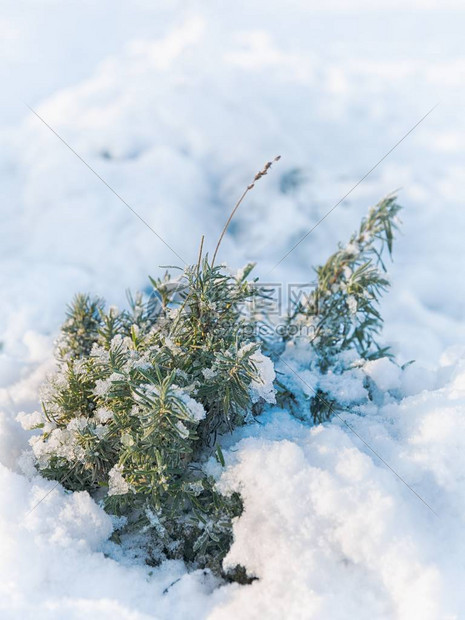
197, 235, 205, 274
211, 156, 281, 267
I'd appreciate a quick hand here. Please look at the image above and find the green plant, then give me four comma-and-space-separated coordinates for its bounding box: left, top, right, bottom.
25, 187, 401, 576
30, 256, 275, 572
281, 195, 401, 421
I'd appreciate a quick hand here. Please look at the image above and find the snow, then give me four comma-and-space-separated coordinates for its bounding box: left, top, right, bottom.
108, 465, 130, 497
364, 358, 402, 392
213, 371, 465, 619
1, 0, 465, 617
174, 389, 207, 422
0, 464, 221, 620
250, 351, 277, 404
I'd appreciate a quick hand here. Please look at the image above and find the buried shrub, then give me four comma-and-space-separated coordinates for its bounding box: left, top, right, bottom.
29, 258, 274, 571
23, 188, 401, 575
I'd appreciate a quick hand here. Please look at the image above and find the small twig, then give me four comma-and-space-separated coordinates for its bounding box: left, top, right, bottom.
212, 156, 281, 267
163, 577, 182, 594
196, 235, 205, 275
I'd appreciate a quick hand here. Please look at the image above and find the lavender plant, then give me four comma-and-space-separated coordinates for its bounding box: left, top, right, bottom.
29, 257, 275, 572
281, 195, 401, 422
23, 170, 400, 575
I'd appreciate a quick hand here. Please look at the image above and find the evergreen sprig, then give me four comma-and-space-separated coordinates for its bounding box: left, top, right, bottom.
292, 196, 400, 369
281, 195, 401, 422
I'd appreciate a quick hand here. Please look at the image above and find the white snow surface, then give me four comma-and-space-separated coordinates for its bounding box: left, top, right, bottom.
2, 1, 465, 617
249, 351, 277, 404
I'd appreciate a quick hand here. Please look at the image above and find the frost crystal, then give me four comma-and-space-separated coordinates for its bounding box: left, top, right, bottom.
30, 427, 86, 467
250, 351, 276, 404
173, 388, 206, 421
93, 378, 112, 397
17, 410, 45, 431
93, 372, 122, 397
176, 421, 190, 439
108, 465, 130, 496
202, 367, 217, 380
95, 407, 113, 423
345, 241, 359, 256
347, 295, 358, 314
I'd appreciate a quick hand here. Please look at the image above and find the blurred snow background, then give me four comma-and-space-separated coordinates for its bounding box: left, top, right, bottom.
1, 1, 465, 618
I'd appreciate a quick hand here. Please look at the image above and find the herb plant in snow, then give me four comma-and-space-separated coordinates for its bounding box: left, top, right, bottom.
281, 195, 401, 422
24, 192, 401, 576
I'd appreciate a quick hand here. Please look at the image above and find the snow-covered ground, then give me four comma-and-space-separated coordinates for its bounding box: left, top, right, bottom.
1, 1, 465, 618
